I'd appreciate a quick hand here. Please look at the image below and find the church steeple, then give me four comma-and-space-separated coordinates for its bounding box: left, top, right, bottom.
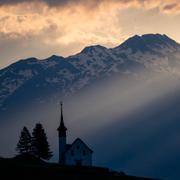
57, 102, 93, 166
57, 102, 67, 137
58, 102, 67, 164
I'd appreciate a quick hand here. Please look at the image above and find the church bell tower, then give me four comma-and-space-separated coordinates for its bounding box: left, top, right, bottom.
57, 102, 67, 164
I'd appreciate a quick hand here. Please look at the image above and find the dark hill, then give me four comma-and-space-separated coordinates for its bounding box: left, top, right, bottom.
0, 156, 160, 180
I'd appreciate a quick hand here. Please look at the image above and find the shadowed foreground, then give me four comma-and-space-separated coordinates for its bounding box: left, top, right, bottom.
0, 155, 160, 180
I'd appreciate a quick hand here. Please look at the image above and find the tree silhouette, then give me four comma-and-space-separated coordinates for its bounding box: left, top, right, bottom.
16, 126, 32, 154
31, 123, 53, 160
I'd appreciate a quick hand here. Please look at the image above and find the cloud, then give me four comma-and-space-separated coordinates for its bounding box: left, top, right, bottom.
163, 3, 177, 11
0, 0, 179, 39
0, 0, 117, 8
0, 0, 179, 15
0, 0, 180, 69
0, 0, 124, 54
162, 3, 180, 14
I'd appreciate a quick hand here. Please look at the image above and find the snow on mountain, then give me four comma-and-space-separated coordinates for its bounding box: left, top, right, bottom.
1, 34, 180, 180
0, 56, 64, 106
0, 34, 180, 110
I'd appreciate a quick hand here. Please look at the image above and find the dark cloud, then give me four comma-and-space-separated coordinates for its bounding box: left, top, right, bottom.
163, 3, 178, 11
0, 0, 108, 10
0, 0, 146, 7
0, 0, 179, 13
0, 0, 94, 6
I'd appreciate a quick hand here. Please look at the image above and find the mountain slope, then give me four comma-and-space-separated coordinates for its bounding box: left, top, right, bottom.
1, 34, 180, 112
1, 34, 180, 180
1, 34, 180, 109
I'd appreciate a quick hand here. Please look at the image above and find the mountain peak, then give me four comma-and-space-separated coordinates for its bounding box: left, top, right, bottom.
81, 45, 107, 54
141, 34, 179, 47
116, 34, 179, 52
47, 55, 64, 61
117, 34, 149, 52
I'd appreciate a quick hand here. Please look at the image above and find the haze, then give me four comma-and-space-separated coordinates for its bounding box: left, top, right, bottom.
1, 69, 180, 179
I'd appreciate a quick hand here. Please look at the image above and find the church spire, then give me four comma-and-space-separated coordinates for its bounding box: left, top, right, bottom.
57, 102, 67, 137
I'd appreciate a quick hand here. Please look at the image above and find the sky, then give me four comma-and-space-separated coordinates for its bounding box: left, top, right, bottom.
0, 0, 180, 68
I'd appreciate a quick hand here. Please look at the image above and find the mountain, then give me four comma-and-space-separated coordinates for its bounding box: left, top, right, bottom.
1, 34, 180, 180
0, 34, 180, 113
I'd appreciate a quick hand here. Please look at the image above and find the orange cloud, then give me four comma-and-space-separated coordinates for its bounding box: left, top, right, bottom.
0, 1, 179, 36
162, 2, 180, 14
0, 0, 180, 69
0, 2, 124, 46
0, 1, 179, 45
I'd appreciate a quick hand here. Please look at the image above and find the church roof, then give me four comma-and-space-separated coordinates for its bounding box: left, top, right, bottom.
57, 102, 67, 132
65, 138, 93, 154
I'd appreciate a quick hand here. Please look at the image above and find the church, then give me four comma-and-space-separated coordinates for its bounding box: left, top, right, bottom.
57, 103, 93, 166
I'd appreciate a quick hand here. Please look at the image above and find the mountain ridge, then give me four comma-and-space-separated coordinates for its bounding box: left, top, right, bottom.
1, 33, 180, 111
1, 33, 180, 71
0, 33, 180, 180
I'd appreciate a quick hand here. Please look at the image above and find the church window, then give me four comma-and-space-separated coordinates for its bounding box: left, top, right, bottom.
71, 150, 74, 156
77, 145, 80, 149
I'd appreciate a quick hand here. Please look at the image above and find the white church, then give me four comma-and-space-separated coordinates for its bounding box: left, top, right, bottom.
57, 103, 93, 166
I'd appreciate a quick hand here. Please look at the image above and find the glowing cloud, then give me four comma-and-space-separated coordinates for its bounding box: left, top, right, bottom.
0, 0, 180, 68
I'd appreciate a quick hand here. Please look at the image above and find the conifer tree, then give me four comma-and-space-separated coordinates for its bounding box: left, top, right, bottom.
31, 123, 53, 160
16, 126, 32, 154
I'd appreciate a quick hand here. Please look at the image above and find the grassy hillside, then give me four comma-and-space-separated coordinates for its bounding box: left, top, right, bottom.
0, 155, 161, 180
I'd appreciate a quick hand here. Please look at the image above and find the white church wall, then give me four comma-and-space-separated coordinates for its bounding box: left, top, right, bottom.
65, 139, 92, 166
